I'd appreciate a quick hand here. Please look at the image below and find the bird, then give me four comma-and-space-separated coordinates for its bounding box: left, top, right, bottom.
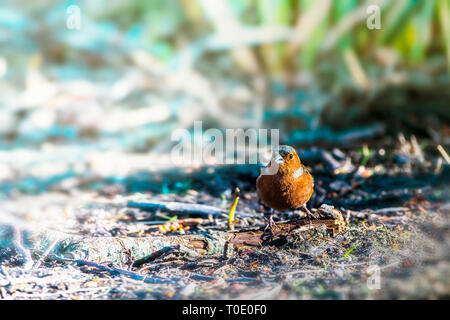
256, 145, 314, 231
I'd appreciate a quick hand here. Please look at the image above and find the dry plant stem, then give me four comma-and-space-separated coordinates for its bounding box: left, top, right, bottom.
222, 240, 230, 260
228, 187, 240, 231
380, 222, 393, 245
33, 236, 60, 270
12, 227, 33, 270
437, 145, 450, 164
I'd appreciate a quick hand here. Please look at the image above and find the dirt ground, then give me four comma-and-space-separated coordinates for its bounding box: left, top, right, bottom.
1, 138, 449, 300
1, 0, 449, 302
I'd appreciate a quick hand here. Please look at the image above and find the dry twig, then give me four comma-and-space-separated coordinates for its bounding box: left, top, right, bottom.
12, 227, 33, 270
128, 200, 256, 218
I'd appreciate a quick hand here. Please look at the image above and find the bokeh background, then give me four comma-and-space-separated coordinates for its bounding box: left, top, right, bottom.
0, 0, 449, 301
0, 0, 448, 168
0, 0, 449, 196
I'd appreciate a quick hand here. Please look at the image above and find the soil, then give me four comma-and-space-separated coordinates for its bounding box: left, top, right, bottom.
0, 141, 449, 300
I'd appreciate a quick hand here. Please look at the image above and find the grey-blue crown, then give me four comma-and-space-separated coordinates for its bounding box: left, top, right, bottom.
277, 145, 295, 156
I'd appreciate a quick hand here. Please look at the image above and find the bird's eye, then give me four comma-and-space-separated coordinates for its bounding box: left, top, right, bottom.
289, 153, 293, 160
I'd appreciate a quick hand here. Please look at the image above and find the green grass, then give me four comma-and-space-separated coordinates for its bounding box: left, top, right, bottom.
344, 242, 361, 259
101, 0, 450, 76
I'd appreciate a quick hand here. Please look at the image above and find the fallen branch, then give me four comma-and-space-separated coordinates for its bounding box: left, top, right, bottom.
375, 207, 409, 214
49, 256, 180, 284
230, 204, 346, 247
49, 256, 262, 286
345, 208, 409, 224
190, 274, 260, 283
127, 200, 256, 218
30, 205, 345, 264
132, 245, 179, 268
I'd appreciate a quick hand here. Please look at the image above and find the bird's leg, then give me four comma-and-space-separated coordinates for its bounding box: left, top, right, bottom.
269, 212, 277, 230
302, 204, 319, 228
264, 208, 278, 234
304, 207, 313, 228
302, 204, 312, 217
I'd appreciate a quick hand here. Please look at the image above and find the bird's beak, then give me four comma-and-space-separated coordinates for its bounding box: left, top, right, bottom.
273, 153, 284, 165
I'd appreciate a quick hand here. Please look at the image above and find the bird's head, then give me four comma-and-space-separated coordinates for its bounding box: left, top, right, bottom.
270, 145, 302, 174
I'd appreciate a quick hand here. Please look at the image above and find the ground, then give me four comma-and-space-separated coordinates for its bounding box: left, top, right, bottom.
0, 138, 449, 299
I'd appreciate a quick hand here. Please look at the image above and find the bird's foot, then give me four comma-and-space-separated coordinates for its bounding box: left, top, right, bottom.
302, 205, 319, 228
269, 215, 279, 231
303, 205, 319, 220
264, 216, 278, 233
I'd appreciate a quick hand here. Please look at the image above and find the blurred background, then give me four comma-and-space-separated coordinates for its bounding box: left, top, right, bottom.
0, 0, 449, 301
0, 0, 449, 194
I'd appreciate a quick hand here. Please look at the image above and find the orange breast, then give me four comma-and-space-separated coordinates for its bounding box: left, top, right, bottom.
256, 169, 314, 211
